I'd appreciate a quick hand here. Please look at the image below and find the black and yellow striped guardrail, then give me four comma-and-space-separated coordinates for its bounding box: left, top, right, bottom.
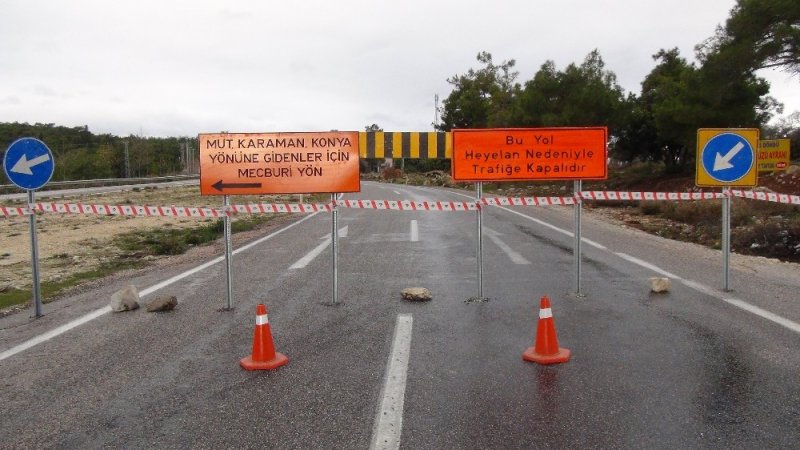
358, 132, 452, 159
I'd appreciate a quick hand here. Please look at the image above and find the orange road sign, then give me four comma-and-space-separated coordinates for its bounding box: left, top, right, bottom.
199, 132, 360, 195
451, 128, 607, 182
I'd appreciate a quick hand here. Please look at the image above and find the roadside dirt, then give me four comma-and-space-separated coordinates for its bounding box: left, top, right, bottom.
0, 186, 302, 294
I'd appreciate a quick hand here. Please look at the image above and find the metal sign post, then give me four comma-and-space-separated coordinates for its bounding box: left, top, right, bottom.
451, 128, 608, 299
27, 190, 44, 317
331, 193, 339, 304
197, 131, 360, 309
722, 187, 731, 291
4, 138, 55, 318
696, 128, 758, 291
476, 182, 483, 298
223, 195, 234, 309
574, 180, 583, 297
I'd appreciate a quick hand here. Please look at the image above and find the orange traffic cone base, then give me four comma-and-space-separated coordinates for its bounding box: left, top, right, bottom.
522, 346, 571, 365
240, 352, 289, 371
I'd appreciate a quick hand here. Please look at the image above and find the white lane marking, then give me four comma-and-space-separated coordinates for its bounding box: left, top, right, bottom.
446, 189, 608, 250
0, 306, 111, 362
443, 186, 800, 335
614, 252, 680, 279
289, 226, 348, 269
370, 314, 413, 450
410, 220, 419, 242
721, 297, 800, 333
393, 190, 401, 195
619, 255, 800, 334
0, 211, 322, 363
483, 227, 530, 264
321, 225, 349, 239
493, 205, 608, 250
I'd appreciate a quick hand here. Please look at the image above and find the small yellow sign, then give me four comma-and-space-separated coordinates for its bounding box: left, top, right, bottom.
696, 128, 759, 187
757, 139, 791, 172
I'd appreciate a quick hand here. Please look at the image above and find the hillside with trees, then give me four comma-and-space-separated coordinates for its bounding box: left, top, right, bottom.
436, 0, 799, 173
0, 122, 196, 184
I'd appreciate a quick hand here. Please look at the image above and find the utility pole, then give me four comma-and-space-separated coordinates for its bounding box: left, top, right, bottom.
434, 94, 440, 129
123, 140, 130, 178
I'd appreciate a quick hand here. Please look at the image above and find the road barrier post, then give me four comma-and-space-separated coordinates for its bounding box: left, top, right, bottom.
28, 190, 44, 317
476, 182, 483, 298
722, 187, 731, 291
332, 193, 339, 304
574, 180, 583, 297
223, 195, 233, 310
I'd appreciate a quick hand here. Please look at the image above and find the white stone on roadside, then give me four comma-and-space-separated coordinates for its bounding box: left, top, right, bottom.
648, 277, 670, 293
401, 287, 432, 302
110, 285, 140, 312
146, 295, 178, 312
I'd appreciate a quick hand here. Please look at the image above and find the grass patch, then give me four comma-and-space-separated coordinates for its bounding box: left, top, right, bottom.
0, 214, 281, 311
113, 215, 276, 256
0, 259, 147, 310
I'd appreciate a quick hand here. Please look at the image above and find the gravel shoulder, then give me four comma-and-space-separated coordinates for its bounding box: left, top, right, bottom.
0, 185, 304, 312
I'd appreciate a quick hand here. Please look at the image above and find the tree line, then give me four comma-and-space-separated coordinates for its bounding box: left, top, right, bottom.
436, 0, 799, 173
0, 122, 196, 183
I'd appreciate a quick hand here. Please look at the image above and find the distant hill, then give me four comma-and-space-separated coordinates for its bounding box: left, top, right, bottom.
1, 122, 196, 182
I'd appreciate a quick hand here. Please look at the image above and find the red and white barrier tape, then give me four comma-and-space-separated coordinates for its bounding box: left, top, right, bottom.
0, 205, 29, 217
231, 203, 332, 213
335, 199, 478, 211
1, 191, 798, 217
730, 190, 800, 205
481, 196, 576, 206
578, 191, 726, 201
34, 203, 226, 217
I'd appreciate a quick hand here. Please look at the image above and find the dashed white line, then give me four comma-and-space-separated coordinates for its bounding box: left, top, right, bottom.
484, 227, 530, 264
370, 314, 413, 450
410, 220, 419, 242
289, 226, 348, 269
445, 186, 800, 335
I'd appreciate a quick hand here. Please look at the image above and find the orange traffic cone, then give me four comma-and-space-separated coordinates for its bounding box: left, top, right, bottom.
523, 296, 571, 365
240, 304, 289, 371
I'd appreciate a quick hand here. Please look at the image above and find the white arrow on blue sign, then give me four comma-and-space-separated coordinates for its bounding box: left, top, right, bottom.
700, 133, 754, 183
3, 138, 55, 190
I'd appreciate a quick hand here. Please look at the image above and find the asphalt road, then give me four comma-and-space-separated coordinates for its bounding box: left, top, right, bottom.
1, 181, 799, 448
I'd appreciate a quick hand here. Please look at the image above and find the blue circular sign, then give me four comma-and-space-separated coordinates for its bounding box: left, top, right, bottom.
700, 133, 754, 183
3, 137, 55, 190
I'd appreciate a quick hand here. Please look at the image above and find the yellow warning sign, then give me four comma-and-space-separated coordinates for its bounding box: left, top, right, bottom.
758, 139, 791, 172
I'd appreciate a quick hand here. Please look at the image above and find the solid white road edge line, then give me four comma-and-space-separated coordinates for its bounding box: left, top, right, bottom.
0, 211, 322, 363
444, 186, 800, 335
370, 314, 413, 450
496, 206, 800, 333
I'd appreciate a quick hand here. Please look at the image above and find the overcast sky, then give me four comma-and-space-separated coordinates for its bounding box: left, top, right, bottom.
1, 0, 797, 138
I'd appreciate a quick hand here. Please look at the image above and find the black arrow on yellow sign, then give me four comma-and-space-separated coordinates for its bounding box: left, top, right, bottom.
212, 180, 263, 192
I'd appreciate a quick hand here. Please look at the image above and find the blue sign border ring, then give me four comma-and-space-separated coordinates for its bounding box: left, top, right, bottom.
3, 137, 55, 190
700, 132, 755, 183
